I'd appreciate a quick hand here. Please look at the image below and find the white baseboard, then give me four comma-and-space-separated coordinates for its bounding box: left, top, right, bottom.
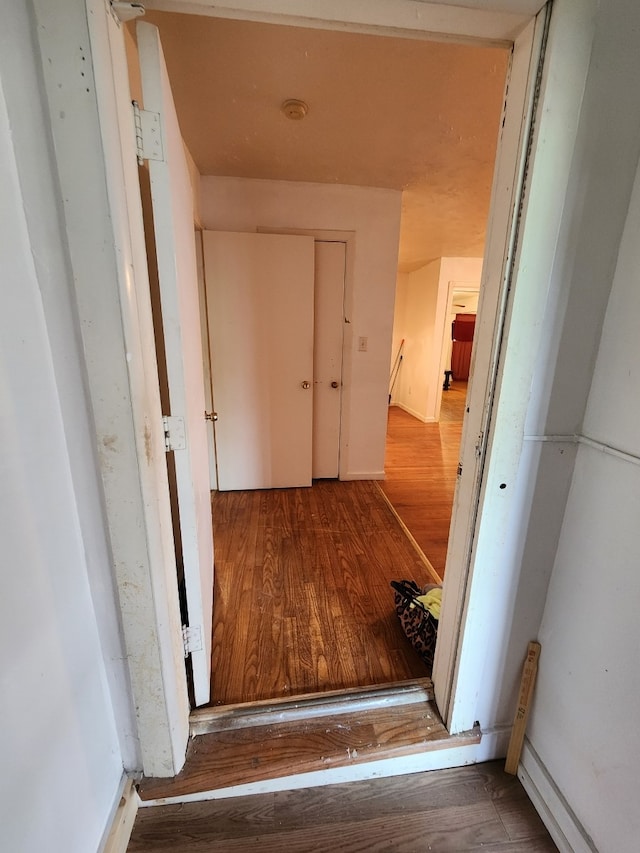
100, 775, 139, 853
140, 726, 511, 807
342, 470, 386, 481
519, 741, 597, 853
394, 402, 435, 423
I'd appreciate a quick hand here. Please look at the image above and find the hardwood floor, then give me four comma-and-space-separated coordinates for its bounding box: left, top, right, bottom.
440, 380, 469, 423
381, 382, 468, 578
128, 760, 557, 852
209, 479, 438, 706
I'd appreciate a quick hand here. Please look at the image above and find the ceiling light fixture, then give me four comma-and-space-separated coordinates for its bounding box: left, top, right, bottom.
282, 99, 309, 120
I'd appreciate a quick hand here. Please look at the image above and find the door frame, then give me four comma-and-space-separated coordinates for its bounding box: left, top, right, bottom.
195, 228, 219, 491
257, 227, 355, 481
433, 12, 547, 731
35, 0, 600, 774
34, 0, 191, 777
218, 7, 549, 733
434, 281, 480, 422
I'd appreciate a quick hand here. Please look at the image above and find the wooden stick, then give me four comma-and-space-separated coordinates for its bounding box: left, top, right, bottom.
505, 641, 541, 775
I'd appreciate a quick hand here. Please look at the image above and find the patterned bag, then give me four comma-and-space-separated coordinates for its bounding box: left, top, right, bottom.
390, 579, 440, 669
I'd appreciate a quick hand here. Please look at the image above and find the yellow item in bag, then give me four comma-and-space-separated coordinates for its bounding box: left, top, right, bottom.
415, 587, 442, 620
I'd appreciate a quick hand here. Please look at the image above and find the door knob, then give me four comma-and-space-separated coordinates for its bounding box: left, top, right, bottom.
204, 411, 218, 421
330, 381, 339, 389
301, 381, 311, 389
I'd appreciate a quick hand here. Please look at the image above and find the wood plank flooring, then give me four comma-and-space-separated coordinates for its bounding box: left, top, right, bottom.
128, 761, 557, 852
440, 381, 469, 423
209, 480, 438, 707
381, 382, 468, 578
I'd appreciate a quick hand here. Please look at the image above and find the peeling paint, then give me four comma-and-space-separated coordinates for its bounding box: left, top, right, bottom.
144, 424, 153, 464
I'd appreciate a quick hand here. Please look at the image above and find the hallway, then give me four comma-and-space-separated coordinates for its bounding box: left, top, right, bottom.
381, 382, 467, 578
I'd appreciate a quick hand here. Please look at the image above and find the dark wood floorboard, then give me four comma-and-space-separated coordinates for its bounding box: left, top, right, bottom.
128, 760, 557, 852
209, 479, 436, 707
381, 382, 468, 578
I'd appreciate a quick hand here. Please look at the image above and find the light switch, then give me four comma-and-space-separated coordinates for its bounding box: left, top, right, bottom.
358, 336, 368, 352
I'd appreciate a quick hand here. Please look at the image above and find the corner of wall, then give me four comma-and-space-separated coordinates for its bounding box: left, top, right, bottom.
183, 142, 203, 227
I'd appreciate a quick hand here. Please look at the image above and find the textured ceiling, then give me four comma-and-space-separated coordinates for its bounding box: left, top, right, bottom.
139, 12, 509, 271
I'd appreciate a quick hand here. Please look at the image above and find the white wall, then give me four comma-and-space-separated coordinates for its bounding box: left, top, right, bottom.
0, 38, 124, 853
391, 257, 483, 421
200, 176, 402, 478
389, 271, 409, 405
392, 260, 440, 420
525, 129, 640, 853
490, 1, 640, 849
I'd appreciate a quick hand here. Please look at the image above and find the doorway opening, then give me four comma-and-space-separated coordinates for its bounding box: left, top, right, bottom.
120, 8, 536, 712
383, 272, 482, 581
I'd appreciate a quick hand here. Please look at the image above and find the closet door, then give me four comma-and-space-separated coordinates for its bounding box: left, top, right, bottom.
312, 241, 346, 479
203, 230, 315, 490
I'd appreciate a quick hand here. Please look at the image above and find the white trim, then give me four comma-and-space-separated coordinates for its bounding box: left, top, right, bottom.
143, 0, 540, 45
578, 434, 640, 467
90, 0, 191, 772
519, 741, 598, 853
394, 402, 434, 424
523, 433, 640, 467
523, 434, 577, 443
100, 776, 140, 853
140, 725, 512, 806
342, 470, 386, 481
82, 0, 545, 777
432, 10, 546, 729
437, 0, 603, 736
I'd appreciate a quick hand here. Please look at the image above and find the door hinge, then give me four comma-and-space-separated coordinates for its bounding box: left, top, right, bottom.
475, 431, 484, 459
110, 2, 145, 24
163, 415, 186, 451
457, 462, 463, 478
132, 101, 163, 165
182, 624, 204, 658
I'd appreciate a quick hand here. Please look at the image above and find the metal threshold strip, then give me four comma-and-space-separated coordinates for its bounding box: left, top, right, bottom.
190, 677, 435, 736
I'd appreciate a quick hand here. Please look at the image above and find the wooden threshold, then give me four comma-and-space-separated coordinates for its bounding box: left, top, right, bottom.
190, 677, 434, 736
138, 693, 480, 805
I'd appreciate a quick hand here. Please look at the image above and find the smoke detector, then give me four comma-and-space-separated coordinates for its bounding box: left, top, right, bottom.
282, 99, 309, 120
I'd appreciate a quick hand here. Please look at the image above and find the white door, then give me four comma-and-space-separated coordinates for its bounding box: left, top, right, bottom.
137, 22, 214, 706
203, 230, 315, 490
313, 241, 346, 478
